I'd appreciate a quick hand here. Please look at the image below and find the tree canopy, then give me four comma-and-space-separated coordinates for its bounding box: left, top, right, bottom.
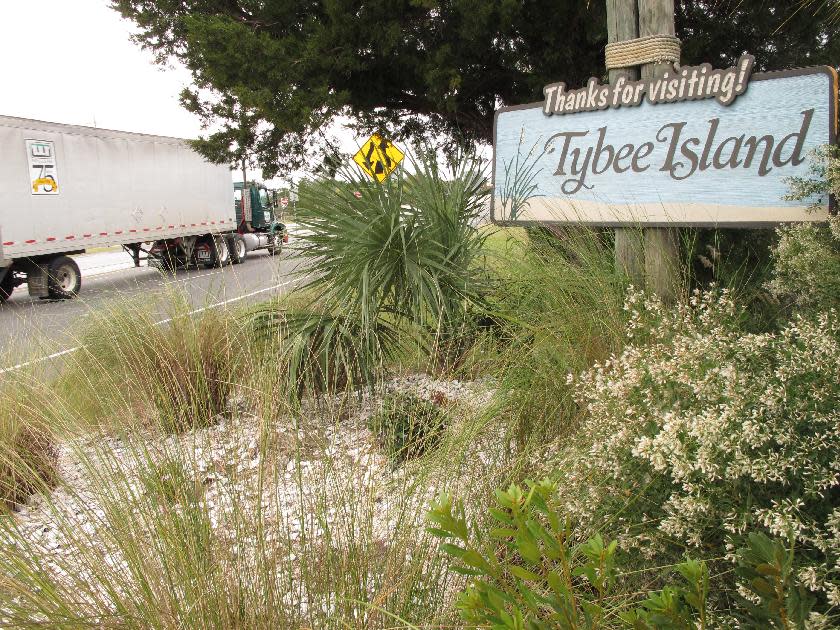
113, 0, 840, 177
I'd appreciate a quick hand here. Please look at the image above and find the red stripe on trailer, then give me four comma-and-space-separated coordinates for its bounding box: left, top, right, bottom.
83, 233, 92, 238
115, 230, 123, 235
155, 226, 162, 230
46, 237, 56, 242
100, 232, 108, 236
25, 240, 36, 244
180, 224, 186, 228
65, 235, 75, 240
2, 241, 13, 246
168, 225, 174, 229
129, 229, 137, 233
201, 222, 207, 225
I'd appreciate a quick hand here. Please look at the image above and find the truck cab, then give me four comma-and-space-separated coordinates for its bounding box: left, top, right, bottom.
234, 182, 280, 230
232, 181, 286, 259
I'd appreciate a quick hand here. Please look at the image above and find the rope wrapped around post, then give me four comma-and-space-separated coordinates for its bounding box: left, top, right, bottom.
605, 34, 681, 69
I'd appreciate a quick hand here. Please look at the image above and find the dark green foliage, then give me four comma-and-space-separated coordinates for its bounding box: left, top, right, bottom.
685, 227, 780, 331
368, 393, 447, 462
112, 1, 840, 176
430, 482, 821, 629
735, 533, 815, 629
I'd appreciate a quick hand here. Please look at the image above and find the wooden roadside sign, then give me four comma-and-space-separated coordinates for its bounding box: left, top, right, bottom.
492, 58, 838, 227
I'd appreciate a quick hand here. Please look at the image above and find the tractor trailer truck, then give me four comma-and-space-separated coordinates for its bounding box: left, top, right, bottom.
0, 115, 286, 303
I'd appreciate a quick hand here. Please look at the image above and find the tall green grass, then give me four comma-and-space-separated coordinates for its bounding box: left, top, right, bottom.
485, 226, 630, 448
56, 291, 247, 433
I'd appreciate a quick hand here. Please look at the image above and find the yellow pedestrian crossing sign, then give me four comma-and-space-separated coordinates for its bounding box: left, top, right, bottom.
353, 134, 404, 182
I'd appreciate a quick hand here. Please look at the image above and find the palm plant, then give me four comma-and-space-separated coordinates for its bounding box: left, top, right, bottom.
273, 146, 490, 381
296, 148, 488, 326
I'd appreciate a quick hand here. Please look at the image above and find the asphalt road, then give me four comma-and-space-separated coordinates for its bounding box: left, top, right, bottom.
0, 243, 307, 372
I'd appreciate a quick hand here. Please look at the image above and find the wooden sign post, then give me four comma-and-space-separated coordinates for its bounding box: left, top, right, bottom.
639, 0, 679, 299
610, 0, 679, 297
608, 0, 644, 287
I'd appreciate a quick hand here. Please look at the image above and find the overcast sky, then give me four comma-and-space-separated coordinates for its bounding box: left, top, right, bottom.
0, 0, 366, 186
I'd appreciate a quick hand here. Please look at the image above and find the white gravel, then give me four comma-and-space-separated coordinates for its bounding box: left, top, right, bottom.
2, 374, 497, 603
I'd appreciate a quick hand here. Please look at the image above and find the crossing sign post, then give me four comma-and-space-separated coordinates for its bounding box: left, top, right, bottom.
353, 134, 404, 182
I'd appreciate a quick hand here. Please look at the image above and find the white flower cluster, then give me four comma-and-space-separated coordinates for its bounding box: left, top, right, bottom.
566, 288, 840, 599
768, 215, 840, 312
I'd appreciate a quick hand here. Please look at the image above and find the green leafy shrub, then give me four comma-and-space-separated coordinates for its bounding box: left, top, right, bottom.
429, 481, 827, 629
368, 393, 447, 462
559, 288, 840, 614
428, 480, 717, 629
428, 480, 621, 628
734, 532, 815, 629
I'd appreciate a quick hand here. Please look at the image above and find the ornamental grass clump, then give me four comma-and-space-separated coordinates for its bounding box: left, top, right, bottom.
558, 287, 840, 618
368, 392, 448, 463
487, 226, 628, 447
0, 380, 58, 508
58, 294, 245, 433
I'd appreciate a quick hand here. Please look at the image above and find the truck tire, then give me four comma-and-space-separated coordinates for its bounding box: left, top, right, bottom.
213, 235, 231, 267
46, 256, 81, 299
0, 269, 14, 304
228, 235, 246, 264
232, 235, 247, 264
156, 248, 178, 274
267, 234, 282, 257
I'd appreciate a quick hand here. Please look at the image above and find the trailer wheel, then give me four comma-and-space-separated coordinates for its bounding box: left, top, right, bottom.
0, 269, 14, 304
212, 235, 230, 267
47, 256, 81, 299
156, 248, 178, 274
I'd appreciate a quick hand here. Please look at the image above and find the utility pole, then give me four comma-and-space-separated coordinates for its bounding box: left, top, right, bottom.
607, 0, 680, 300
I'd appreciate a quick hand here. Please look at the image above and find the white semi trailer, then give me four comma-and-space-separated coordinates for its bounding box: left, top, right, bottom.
0, 115, 285, 303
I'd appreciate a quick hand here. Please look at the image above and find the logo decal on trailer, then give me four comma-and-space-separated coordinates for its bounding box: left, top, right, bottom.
25, 139, 60, 195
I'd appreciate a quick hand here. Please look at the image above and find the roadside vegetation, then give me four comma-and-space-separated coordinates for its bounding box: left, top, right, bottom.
0, 146, 837, 628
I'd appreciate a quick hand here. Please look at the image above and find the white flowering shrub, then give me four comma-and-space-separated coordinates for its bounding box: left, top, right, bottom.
768, 215, 840, 312
770, 145, 840, 312
564, 288, 840, 610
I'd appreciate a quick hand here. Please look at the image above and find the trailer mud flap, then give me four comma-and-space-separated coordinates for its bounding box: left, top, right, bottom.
26, 264, 49, 298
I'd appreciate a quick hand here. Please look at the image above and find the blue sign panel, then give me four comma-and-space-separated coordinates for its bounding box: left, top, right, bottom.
492, 66, 837, 227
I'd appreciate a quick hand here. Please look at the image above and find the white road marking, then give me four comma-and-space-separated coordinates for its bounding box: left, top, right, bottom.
0, 278, 299, 375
